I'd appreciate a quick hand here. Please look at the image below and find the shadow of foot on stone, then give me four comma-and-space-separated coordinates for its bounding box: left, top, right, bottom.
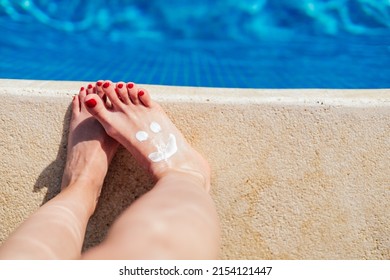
32, 105, 70, 204
33, 104, 154, 251
82, 148, 154, 251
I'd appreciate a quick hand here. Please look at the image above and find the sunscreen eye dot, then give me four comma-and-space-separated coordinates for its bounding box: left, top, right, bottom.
136, 131, 149, 142
150, 122, 161, 133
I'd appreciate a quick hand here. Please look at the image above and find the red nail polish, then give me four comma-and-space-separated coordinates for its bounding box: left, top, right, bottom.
138, 90, 144, 97
127, 83, 134, 89
80, 87, 85, 91
96, 81, 102, 87
118, 83, 123, 89
85, 99, 97, 108
103, 82, 110, 88
88, 84, 93, 89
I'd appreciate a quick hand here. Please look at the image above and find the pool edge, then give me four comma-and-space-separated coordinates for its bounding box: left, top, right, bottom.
1, 78, 389, 259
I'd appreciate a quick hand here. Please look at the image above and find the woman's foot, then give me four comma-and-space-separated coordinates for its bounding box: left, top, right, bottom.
83, 81, 211, 191
61, 86, 119, 211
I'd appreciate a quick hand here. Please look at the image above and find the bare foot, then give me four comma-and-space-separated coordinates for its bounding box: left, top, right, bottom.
83, 81, 211, 191
61, 86, 119, 209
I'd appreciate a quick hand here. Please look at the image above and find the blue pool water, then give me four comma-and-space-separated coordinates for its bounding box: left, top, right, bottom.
0, 0, 389, 88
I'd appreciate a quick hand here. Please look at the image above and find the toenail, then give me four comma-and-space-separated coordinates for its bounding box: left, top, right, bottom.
88, 84, 93, 89
103, 82, 110, 88
85, 99, 97, 108
80, 87, 84, 91
97, 81, 102, 86
138, 90, 145, 97
127, 83, 134, 89
118, 83, 123, 89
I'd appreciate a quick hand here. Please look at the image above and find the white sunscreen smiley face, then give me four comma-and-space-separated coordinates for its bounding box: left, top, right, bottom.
135, 121, 178, 162
148, 133, 178, 163
150, 122, 161, 133
135, 131, 149, 142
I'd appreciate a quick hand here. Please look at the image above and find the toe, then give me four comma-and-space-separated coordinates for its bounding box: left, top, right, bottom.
96, 80, 103, 88
137, 88, 152, 107
95, 80, 105, 98
78, 86, 87, 110
79, 86, 87, 99
126, 82, 139, 105
86, 83, 95, 95
84, 94, 111, 126
71, 91, 81, 115
102, 81, 123, 108
116, 82, 131, 105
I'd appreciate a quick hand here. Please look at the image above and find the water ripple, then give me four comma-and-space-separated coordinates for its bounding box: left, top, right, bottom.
1, 0, 389, 42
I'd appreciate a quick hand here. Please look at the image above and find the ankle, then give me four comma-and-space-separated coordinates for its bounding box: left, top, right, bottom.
61, 166, 105, 189
61, 179, 103, 213
156, 168, 211, 192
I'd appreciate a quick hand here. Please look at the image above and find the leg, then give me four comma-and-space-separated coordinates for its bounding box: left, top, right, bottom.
81, 81, 220, 259
0, 86, 118, 259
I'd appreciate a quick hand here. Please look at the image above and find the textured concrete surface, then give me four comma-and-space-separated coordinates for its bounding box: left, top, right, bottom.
0, 79, 389, 259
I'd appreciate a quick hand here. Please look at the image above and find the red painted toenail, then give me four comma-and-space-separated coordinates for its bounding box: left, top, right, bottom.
80, 87, 84, 91
118, 83, 123, 89
127, 83, 134, 89
103, 82, 110, 88
97, 81, 102, 86
85, 99, 97, 108
138, 90, 144, 97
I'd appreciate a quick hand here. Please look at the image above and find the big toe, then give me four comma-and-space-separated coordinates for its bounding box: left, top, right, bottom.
84, 94, 111, 126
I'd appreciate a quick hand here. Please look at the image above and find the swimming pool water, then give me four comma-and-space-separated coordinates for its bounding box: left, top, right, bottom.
1, 0, 389, 88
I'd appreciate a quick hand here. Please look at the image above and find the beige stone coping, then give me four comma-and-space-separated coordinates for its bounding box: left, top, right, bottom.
0, 79, 389, 259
